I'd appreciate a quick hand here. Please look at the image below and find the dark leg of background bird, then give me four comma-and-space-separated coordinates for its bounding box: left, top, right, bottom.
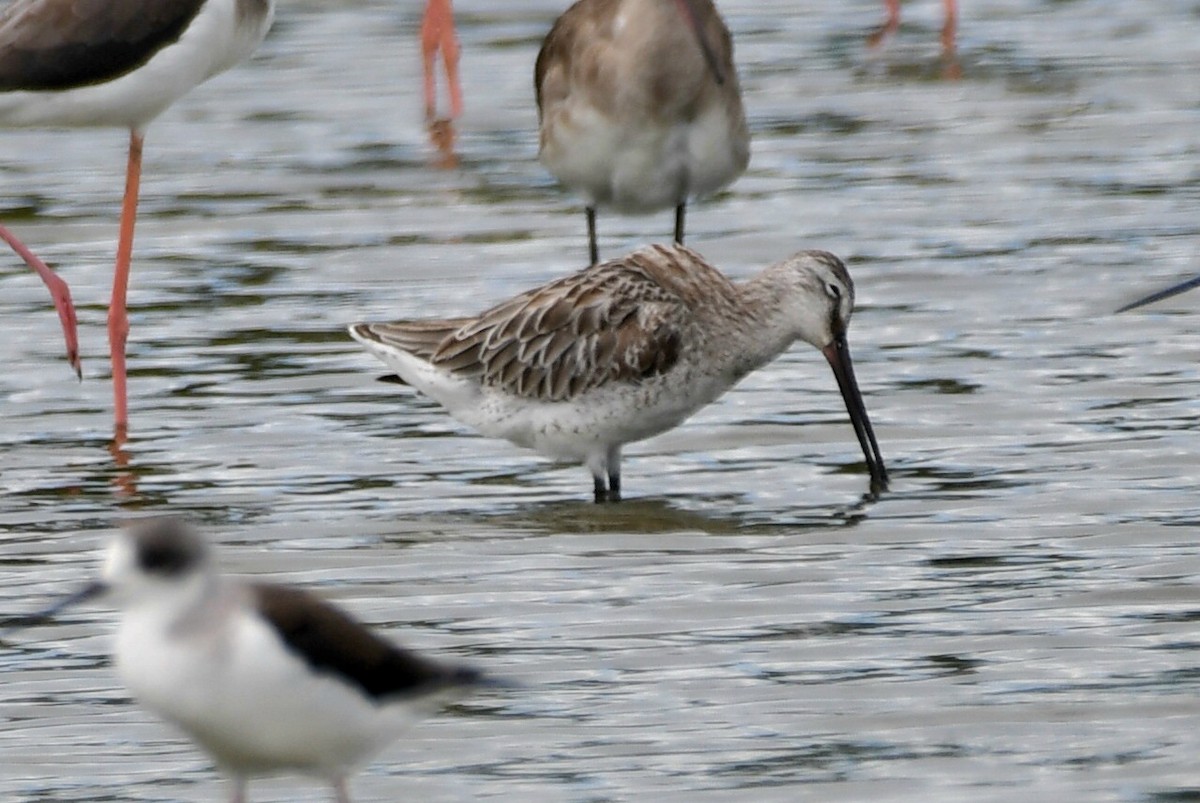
674, 203, 686, 245
586, 206, 599, 265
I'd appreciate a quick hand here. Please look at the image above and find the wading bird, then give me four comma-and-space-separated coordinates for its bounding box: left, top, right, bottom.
0, 0, 275, 436
535, 0, 749, 265
13, 519, 491, 803
349, 243, 887, 502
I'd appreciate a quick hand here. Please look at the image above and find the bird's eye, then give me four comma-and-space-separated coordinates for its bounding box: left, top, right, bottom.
825, 282, 841, 300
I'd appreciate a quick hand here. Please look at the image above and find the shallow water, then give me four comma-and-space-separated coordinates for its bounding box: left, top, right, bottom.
3, 0, 1200, 800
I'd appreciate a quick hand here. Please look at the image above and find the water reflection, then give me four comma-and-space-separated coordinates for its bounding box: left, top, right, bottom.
427, 118, 461, 169
105, 434, 137, 499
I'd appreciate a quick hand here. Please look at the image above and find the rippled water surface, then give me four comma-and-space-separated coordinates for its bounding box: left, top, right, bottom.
3, 0, 1200, 800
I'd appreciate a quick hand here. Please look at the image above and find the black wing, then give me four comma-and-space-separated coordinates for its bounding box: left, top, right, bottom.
252, 583, 481, 701
0, 0, 206, 91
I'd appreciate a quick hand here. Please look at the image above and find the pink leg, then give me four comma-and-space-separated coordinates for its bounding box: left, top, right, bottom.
868, 0, 901, 47
0, 222, 81, 377
941, 0, 958, 54
420, 0, 462, 120
940, 0, 960, 78
109, 130, 144, 437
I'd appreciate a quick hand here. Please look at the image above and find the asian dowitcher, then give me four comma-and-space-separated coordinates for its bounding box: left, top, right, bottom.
349, 243, 888, 502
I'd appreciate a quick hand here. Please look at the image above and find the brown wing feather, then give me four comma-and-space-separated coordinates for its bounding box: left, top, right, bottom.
429, 255, 690, 402
352, 318, 475, 363
0, 0, 208, 91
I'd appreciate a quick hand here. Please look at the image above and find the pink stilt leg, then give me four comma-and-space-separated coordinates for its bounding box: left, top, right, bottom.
868, 0, 901, 47
1, 222, 81, 377
420, 0, 462, 120
869, 0, 960, 76
109, 130, 144, 437
941, 0, 958, 54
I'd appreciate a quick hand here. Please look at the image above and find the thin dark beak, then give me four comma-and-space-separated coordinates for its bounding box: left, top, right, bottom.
1116, 274, 1200, 313
676, 0, 727, 85
3, 581, 107, 632
822, 334, 888, 492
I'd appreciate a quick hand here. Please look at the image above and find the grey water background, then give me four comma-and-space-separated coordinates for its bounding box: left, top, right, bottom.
2, 0, 1200, 800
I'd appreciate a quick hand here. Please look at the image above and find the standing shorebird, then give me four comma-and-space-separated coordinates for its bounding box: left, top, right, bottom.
0, 0, 275, 436
349, 243, 887, 502
535, 0, 749, 266
13, 519, 490, 803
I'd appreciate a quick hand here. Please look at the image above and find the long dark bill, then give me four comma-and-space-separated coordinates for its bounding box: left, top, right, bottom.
676, 0, 727, 85
822, 334, 888, 492
1115, 274, 1200, 313
3, 581, 107, 632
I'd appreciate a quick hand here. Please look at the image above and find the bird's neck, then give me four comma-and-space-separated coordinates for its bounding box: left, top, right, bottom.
678, 274, 800, 387
725, 272, 802, 358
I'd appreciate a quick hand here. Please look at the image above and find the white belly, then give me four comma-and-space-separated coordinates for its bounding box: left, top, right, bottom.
540, 99, 748, 213
460, 368, 735, 463
115, 604, 394, 777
